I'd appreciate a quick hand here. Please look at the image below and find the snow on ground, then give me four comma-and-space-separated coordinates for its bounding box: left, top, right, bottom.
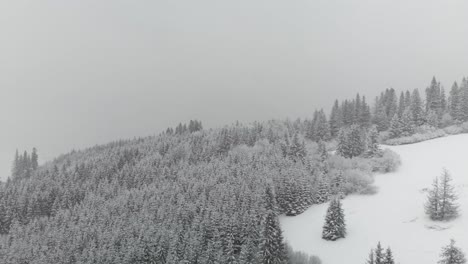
280, 134, 468, 264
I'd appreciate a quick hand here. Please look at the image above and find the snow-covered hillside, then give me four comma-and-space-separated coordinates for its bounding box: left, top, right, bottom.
280, 134, 468, 264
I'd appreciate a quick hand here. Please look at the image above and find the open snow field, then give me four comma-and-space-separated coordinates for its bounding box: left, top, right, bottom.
280, 134, 468, 264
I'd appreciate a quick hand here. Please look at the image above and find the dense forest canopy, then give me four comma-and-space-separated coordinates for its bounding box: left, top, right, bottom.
0, 76, 467, 263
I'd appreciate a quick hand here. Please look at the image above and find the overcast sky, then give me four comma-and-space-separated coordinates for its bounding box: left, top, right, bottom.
1, 0, 468, 181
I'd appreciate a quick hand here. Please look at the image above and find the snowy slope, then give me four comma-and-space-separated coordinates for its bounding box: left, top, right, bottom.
280, 134, 468, 264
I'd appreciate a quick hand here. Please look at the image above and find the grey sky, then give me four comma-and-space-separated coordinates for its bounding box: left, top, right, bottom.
1, 0, 468, 180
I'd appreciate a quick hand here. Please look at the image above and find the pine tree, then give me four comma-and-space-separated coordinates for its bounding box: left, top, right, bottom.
322, 198, 346, 241
398, 92, 406, 117
329, 100, 343, 137
365, 126, 381, 157
31, 148, 39, 171
410, 89, 425, 126
315, 175, 330, 204
439, 239, 466, 264
400, 109, 415, 136
375, 242, 384, 264
261, 212, 288, 264
425, 169, 459, 221
336, 125, 366, 158
439, 169, 459, 220
313, 110, 331, 142
360, 96, 372, 127
449, 82, 463, 121
389, 114, 403, 139
11, 150, 20, 179
383, 247, 395, 264
373, 101, 389, 132
317, 140, 329, 174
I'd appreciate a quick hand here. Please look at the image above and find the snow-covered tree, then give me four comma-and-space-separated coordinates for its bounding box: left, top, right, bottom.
439, 239, 466, 264
336, 125, 366, 158
365, 126, 381, 157
383, 247, 395, 264
425, 169, 459, 221
410, 89, 425, 126
375, 242, 384, 264
439, 169, 459, 220
322, 198, 346, 241
261, 212, 288, 264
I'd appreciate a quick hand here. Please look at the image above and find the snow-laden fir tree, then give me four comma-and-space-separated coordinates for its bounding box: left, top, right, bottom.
374, 242, 384, 264
389, 114, 403, 139
336, 125, 366, 158
410, 88, 425, 126
364, 126, 381, 158
425, 169, 459, 221
317, 140, 329, 174
315, 174, 330, 204
438, 239, 466, 264
322, 198, 346, 241
261, 212, 288, 264
330, 171, 345, 199
439, 169, 459, 220
383, 247, 395, 264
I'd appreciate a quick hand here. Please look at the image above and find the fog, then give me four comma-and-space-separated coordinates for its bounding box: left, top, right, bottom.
1, 0, 468, 180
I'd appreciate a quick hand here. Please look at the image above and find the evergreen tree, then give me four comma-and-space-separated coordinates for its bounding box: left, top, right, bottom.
360, 96, 372, 127
439, 169, 459, 220
389, 114, 403, 139
449, 82, 464, 122
373, 101, 389, 132
400, 109, 415, 136
322, 198, 346, 241
365, 126, 381, 157
439, 239, 466, 264
315, 175, 330, 204
329, 100, 343, 137
383, 247, 395, 264
425, 169, 459, 221
31, 147, 39, 171
11, 150, 20, 179
397, 92, 406, 117
410, 89, 425, 126
375, 242, 384, 264
313, 110, 331, 142
336, 125, 366, 158
261, 212, 288, 264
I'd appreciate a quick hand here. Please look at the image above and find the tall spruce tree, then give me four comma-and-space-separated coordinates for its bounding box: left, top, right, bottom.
383, 247, 395, 264
322, 198, 346, 241
439, 169, 459, 220
410, 89, 425, 126
261, 212, 288, 264
375, 242, 384, 264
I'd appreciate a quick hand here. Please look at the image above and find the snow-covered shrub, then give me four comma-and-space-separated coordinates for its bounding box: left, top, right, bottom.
286, 244, 322, 264
343, 169, 374, 194
369, 149, 401, 173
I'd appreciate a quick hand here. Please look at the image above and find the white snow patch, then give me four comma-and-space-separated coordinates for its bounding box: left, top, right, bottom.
280, 134, 468, 264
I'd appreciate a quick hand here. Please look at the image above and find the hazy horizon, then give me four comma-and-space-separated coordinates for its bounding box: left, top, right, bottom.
2, 0, 468, 181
